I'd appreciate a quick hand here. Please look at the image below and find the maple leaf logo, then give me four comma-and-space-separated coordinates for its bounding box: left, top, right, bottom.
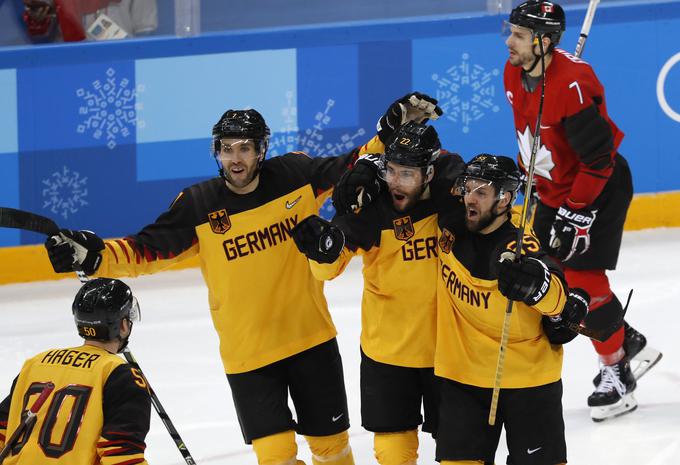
516, 126, 554, 180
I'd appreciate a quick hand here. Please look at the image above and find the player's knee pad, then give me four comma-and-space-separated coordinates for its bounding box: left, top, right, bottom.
585, 293, 626, 355
305, 431, 354, 465
584, 293, 623, 331
252, 430, 305, 465
373, 430, 419, 465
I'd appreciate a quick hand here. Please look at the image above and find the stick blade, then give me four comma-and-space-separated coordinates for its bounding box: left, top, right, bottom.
0, 207, 60, 236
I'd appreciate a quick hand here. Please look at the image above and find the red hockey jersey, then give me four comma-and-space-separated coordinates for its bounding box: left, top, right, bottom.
503, 49, 624, 209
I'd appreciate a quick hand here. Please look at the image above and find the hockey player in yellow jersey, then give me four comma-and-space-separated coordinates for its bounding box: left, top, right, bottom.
291, 121, 465, 465
0, 278, 150, 465
42, 108, 378, 465
434, 155, 588, 465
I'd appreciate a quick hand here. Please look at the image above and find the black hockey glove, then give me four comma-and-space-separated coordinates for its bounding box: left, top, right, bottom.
542, 288, 590, 344
291, 215, 345, 264
45, 229, 104, 275
377, 92, 443, 143
497, 253, 551, 306
549, 204, 597, 261
332, 154, 383, 214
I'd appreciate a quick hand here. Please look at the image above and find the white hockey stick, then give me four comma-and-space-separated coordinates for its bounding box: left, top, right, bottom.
575, 0, 600, 58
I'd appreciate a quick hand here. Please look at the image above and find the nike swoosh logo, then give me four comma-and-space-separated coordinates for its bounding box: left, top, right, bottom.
285, 195, 302, 209
332, 413, 344, 422
527, 447, 542, 454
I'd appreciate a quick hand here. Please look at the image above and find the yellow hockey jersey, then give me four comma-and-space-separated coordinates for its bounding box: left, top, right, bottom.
95, 152, 356, 374
435, 219, 567, 388
0, 344, 150, 465
310, 152, 465, 368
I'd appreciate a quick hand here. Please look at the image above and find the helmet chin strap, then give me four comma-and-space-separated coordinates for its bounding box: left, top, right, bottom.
525, 33, 547, 74
116, 320, 132, 353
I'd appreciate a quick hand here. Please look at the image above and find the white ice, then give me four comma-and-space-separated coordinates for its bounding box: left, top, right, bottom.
1, 227, 679, 464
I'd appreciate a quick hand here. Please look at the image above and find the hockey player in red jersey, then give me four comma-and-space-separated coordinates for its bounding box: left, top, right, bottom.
503, 0, 662, 421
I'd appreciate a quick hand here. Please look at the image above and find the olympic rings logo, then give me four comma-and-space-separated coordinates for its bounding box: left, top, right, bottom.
657, 52, 680, 123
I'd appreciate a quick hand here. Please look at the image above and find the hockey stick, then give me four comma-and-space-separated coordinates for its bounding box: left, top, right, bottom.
122, 349, 197, 465
0, 207, 59, 236
0, 207, 89, 282
0, 207, 197, 464
0, 382, 54, 462
575, 0, 600, 58
524, 0, 600, 225
488, 36, 549, 427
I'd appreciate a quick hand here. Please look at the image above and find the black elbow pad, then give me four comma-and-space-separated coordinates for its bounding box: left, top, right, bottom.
563, 104, 614, 169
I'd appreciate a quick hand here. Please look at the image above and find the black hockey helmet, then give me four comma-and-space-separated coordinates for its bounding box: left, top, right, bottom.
457, 154, 522, 200
211, 109, 271, 157
508, 1, 565, 47
384, 121, 441, 169
72, 278, 140, 342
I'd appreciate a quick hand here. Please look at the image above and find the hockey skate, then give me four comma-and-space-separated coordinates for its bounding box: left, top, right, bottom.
588, 358, 637, 422
593, 322, 663, 386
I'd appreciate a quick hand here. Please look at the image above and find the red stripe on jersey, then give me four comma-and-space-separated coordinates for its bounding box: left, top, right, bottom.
116, 239, 132, 263
105, 242, 119, 264
101, 447, 129, 456
98, 440, 145, 450
111, 459, 145, 465
143, 245, 156, 262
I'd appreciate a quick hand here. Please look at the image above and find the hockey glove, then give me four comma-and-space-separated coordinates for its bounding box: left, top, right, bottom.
549, 205, 597, 261
497, 253, 551, 306
45, 229, 104, 275
332, 154, 383, 214
377, 92, 443, 143
542, 288, 590, 344
291, 215, 345, 264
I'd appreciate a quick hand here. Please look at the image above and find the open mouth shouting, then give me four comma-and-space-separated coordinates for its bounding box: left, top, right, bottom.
390, 189, 410, 211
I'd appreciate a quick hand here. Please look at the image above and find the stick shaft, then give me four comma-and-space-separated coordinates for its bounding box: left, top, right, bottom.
0, 383, 54, 461
122, 349, 197, 465
574, 0, 600, 57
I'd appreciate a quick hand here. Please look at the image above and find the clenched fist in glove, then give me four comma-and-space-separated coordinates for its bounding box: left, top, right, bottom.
45, 229, 104, 275
332, 154, 383, 214
377, 92, 443, 144
496, 252, 552, 306
549, 205, 597, 261
543, 288, 590, 344
291, 215, 345, 264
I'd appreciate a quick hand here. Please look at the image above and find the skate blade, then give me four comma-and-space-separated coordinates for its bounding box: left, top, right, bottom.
630, 346, 663, 380
591, 393, 638, 422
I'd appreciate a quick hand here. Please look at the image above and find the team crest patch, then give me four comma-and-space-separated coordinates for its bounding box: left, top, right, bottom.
439, 228, 455, 254
393, 216, 415, 241
208, 209, 231, 234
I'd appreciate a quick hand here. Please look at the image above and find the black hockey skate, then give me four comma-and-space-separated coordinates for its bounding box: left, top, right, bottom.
593, 322, 663, 386
588, 358, 637, 422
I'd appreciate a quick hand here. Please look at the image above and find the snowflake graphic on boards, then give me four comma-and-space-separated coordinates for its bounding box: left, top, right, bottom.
268, 92, 367, 217
42, 166, 88, 219
432, 53, 501, 133
76, 67, 144, 150
269, 93, 366, 158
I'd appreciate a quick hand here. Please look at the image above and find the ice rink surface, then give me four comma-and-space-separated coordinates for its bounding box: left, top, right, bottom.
1, 227, 679, 464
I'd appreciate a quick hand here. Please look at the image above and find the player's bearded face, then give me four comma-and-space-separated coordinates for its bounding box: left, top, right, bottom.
462, 179, 501, 232
218, 139, 262, 188
384, 162, 428, 212
505, 25, 536, 68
